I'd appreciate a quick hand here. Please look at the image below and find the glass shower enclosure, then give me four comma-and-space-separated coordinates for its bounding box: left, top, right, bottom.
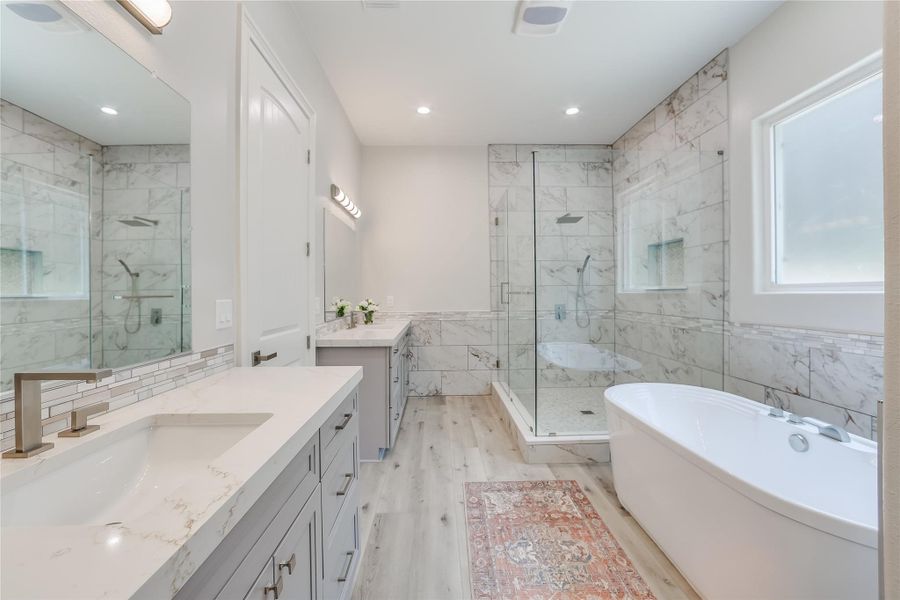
0, 129, 191, 391
490, 144, 726, 437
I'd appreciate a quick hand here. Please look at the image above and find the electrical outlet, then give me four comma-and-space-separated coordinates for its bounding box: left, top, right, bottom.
216, 299, 233, 330
386, 295, 394, 307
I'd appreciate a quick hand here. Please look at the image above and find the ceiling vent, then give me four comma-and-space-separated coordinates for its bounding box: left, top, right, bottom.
513, 0, 572, 36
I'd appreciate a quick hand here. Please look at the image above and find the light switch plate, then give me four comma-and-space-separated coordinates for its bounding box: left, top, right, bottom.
216, 299, 233, 330
386, 295, 394, 307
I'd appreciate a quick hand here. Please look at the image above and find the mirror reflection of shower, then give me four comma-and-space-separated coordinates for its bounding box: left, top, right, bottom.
118, 259, 141, 334
576, 254, 591, 328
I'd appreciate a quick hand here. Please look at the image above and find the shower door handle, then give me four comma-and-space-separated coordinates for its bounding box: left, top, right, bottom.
500, 282, 509, 305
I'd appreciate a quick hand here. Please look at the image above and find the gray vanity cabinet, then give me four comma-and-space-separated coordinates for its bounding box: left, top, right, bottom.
177, 387, 360, 600
317, 332, 410, 461
240, 488, 322, 600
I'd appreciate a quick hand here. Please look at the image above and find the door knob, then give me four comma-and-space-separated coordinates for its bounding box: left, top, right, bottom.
252, 350, 277, 366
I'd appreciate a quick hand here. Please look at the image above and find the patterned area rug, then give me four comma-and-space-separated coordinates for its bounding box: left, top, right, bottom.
465, 480, 656, 600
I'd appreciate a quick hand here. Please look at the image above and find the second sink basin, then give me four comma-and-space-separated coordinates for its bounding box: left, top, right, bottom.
1, 413, 271, 528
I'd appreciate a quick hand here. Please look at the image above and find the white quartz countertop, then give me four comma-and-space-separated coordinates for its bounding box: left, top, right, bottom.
0, 366, 363, 600
316, 319, 410, 348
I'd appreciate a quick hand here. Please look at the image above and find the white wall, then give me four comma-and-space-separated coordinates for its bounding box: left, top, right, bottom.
729, 0, 884, 334
65, 1, 361, 348
359, 146, 490, 312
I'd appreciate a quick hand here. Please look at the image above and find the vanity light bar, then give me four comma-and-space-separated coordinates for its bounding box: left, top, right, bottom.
117, 0, 172, 35
331, 184, 362, 219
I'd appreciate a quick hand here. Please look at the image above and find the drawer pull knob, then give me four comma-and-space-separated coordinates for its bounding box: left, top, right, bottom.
334, 413, 353, 430
336, 473, 353, 496
264, 575, 283, 599
393, 376, 399, 383
278, 553, 296, 575
337, 551, 355, 582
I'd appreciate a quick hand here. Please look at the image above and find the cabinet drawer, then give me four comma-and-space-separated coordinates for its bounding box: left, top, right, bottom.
323, 488, 360, 600
241, 558, 274, 600
321, 434, 357, 540
320, 390, 357, 473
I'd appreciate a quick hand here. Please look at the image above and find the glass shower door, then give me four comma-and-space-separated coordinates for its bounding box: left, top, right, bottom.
505, 152, 538, 430
488, 145, 537, 431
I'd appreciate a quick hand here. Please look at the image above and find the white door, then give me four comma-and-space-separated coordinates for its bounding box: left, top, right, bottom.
242, 38, 311, 367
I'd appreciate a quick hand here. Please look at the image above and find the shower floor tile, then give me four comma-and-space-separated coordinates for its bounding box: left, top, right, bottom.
535, 387, 608, 436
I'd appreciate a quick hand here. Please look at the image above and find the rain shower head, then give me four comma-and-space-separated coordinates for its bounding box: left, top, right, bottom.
556, 213, 583, 224
118, 216, 159, 227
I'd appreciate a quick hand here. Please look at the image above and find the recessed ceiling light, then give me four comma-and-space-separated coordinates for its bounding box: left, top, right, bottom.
100, 106, 119, 116
416, 106, 431, 115
565, 107, 580, 116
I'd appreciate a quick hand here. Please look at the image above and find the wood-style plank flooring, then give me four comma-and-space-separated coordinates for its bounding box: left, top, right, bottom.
352, 395, 698, 600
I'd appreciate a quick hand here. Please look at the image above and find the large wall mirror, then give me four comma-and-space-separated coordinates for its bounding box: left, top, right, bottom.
0, 2, 191, 391
323, 207, 360, 321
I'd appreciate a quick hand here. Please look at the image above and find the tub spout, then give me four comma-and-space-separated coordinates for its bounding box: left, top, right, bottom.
802, 417, 851, 443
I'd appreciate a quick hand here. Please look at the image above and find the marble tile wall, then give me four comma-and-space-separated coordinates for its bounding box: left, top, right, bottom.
0, 99, 102, 391
0, 344, 234, 451
611, 50, 729, 392
724, 324, 883, 439
101, 144, 191, 368
609, 49, 884, 440
381, 311, 499, 397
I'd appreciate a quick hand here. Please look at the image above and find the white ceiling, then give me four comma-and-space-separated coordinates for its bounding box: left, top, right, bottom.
1, 2, 189, 146
291, 0, 781, 146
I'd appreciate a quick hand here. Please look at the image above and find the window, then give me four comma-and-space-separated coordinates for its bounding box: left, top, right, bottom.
761, 60, 884, 292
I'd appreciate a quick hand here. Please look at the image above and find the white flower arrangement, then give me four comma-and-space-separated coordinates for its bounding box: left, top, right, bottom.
357, 298, 379, 324
331, 297, 351, 317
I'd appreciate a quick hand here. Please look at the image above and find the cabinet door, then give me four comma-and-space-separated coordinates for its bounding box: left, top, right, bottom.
273, 486, 323, 600
242, 558, 275, 600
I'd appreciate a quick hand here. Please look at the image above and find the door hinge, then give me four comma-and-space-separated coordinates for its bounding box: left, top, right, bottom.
495, 359, 500, 368
307, 149, 311, 164
306, 242, 310, 257
306, 335, 311, 349
494, 216, 499, 226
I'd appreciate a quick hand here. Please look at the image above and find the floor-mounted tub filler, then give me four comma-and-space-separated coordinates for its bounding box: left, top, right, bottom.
604, 383, 877, 600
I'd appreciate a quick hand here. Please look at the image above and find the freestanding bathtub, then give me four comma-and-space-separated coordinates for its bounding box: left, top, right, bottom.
604, 383, 877, 600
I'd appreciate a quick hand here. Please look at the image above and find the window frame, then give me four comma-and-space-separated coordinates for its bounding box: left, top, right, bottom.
755, 54, 884, 295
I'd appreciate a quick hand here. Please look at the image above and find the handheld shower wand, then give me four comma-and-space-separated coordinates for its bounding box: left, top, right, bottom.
575, 255, 591, 328
118, 259, 142, 335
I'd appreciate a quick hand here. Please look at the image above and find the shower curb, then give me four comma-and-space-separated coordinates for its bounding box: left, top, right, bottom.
490, 382, 610, 464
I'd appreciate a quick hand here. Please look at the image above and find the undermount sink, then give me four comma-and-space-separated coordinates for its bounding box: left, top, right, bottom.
1, 413, 271, 528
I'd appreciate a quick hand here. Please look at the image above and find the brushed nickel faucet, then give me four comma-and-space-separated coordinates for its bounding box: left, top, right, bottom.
2, 369, 112, 459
